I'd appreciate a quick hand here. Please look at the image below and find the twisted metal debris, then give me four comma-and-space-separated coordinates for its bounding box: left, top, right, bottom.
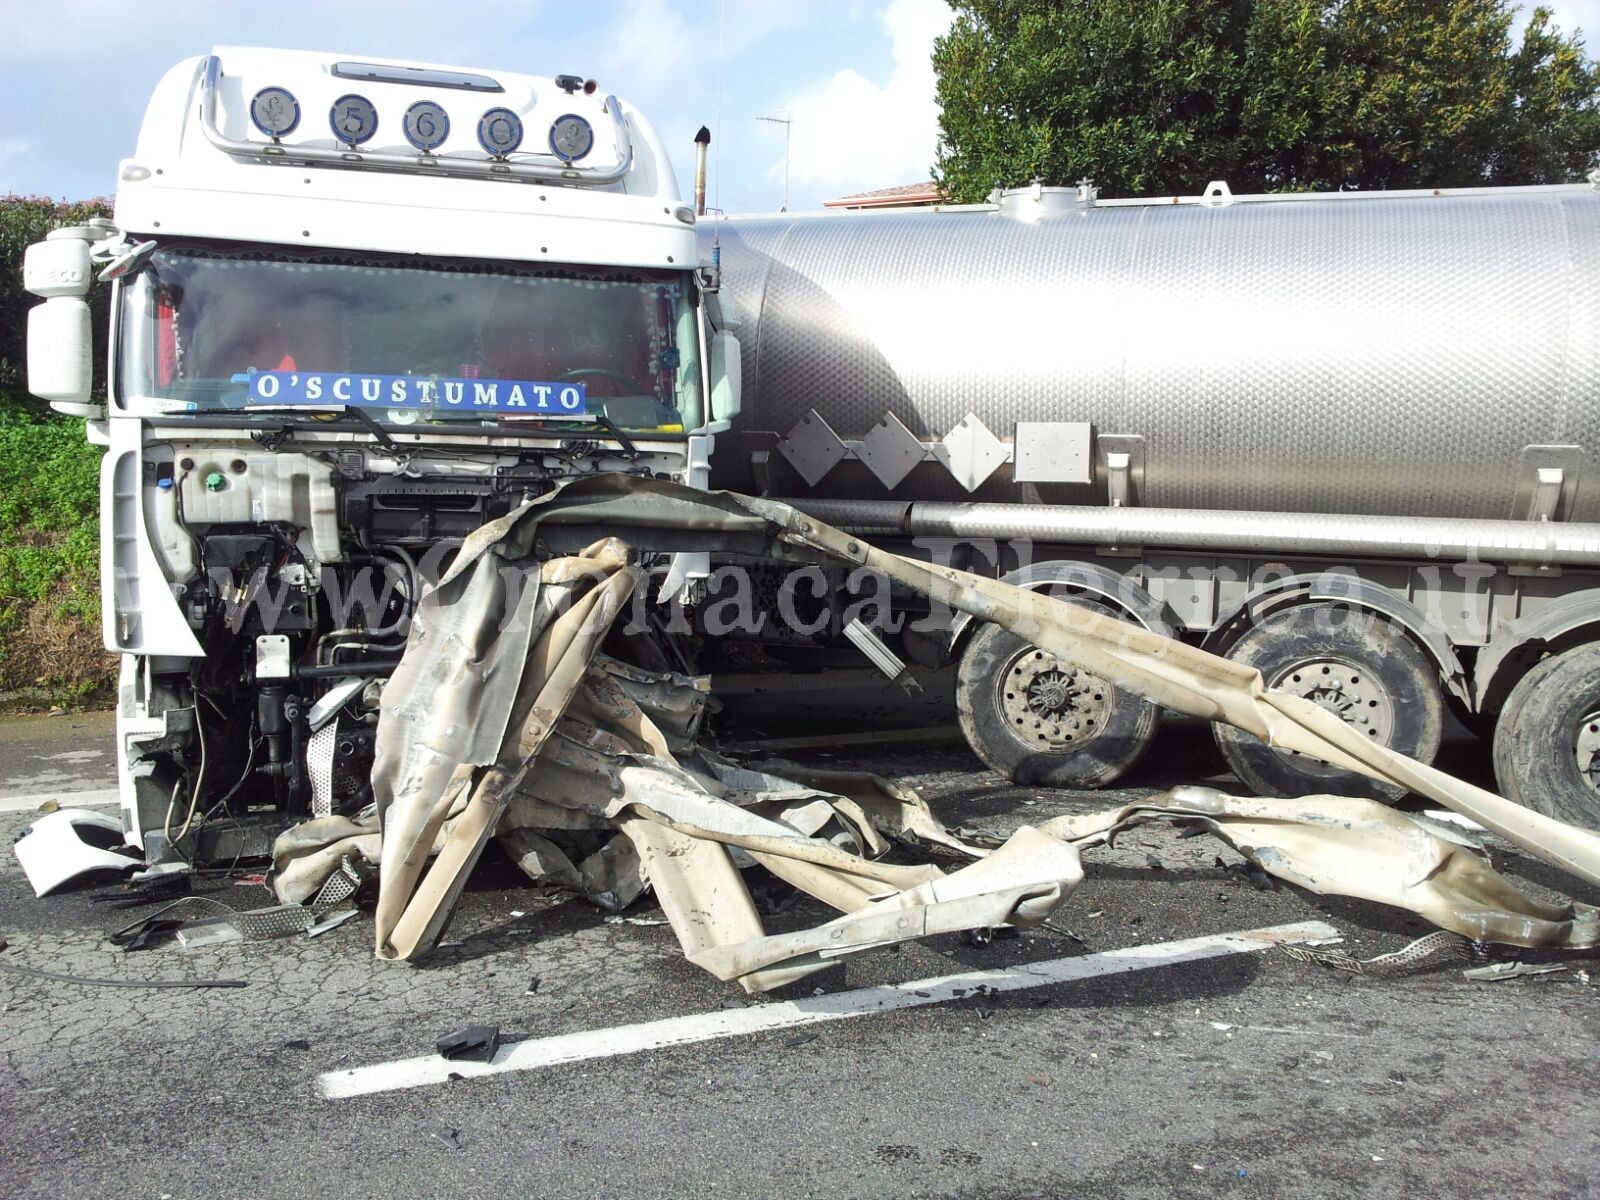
273, 477, 1600, 991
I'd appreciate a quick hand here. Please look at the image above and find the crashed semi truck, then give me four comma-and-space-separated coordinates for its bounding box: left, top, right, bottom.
23, 48, 743, 867
22, 46, 1600, 875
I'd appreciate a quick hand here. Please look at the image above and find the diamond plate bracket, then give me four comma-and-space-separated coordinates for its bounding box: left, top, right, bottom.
935, 413, 1010, 492
856, 411, 928, 490
776, 409, 848, 487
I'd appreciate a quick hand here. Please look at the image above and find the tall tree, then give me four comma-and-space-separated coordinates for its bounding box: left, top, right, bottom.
932, 1, 1600, 200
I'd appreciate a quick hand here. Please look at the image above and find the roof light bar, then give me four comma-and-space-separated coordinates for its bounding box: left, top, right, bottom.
196, 55, 633, 185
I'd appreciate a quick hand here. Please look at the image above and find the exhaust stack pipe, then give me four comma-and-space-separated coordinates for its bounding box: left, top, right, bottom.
693, 125, 711, 216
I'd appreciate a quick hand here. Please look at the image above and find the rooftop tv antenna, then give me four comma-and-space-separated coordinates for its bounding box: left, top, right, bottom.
757, 114, 792, 212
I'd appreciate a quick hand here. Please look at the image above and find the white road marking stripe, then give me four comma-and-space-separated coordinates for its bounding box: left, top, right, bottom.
319, 919, 1339, 1100
0, 787, 120, 815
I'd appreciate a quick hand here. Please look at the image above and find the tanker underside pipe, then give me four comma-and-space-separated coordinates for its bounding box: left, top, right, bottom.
785, 498, 1600, 569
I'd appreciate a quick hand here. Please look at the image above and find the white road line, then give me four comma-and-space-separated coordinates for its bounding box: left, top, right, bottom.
319, 919, 1339, 1100
0, 787, 120, 815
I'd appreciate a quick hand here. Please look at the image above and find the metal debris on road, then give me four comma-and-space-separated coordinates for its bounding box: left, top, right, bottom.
107, 476, 1600, 990
1282, 931, 1477, 977
1462, 961, 1570, 982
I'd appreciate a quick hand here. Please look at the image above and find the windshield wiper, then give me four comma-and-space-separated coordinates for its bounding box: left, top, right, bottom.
592, 413, 641, 460
348, 405, 400, 453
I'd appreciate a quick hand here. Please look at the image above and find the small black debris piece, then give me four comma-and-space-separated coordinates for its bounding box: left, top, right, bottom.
94, 874, 193, 907
1145, 854, 1165, 870
436, 1025, 501, 1062
110, 917, 189, 951
284, 1038, 311, 1051
783, 1032, 817, 1048
1215, 855, 1277, 891
962, 926, 1021, 947
525, 975, 542, 996
977, 1007, 995, 1020
1240, 861, 1278, 891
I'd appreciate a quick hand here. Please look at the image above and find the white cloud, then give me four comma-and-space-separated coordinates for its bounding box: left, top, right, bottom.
766, 0, 952, 202
610, 0, 696, 90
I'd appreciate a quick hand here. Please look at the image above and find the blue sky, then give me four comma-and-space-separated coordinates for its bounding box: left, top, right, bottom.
2, 0, 1598, 213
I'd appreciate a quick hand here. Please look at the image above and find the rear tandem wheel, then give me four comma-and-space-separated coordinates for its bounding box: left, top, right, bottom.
1211, 603, 1444, 803
1492, 641, 1600, 831
955, 599, 1162, 788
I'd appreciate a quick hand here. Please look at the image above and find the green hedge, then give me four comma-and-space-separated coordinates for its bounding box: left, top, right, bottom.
0, 196, 113, 705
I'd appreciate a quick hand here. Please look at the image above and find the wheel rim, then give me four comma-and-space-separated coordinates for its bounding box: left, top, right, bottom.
1265, 655, 1396, 776
1000, 646, 1113, 753
1574, 711, 1600, 794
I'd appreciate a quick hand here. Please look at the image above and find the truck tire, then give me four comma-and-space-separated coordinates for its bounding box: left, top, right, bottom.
1492, 642, 1600, 830
1213, 604, 1443, 803
956, 601, 1161, 788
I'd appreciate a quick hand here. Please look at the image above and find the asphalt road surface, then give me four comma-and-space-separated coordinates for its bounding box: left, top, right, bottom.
2, 686, 1597, 1200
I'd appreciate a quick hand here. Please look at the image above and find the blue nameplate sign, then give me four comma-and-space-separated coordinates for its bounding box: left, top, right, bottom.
244, 370, 588, 416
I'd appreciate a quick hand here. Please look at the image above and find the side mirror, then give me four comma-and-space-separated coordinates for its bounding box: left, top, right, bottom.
28, 297, 97, 416
707, 329, 741, 430
24, 234, 100, 417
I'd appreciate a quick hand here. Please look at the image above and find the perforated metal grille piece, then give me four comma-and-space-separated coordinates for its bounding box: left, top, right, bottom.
308, 722, 338, 818
1281, 930, 1478, 977
114, 859, 364, 940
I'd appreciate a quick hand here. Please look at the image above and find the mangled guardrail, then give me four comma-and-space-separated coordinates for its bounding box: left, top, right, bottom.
272, 476, 1600, 991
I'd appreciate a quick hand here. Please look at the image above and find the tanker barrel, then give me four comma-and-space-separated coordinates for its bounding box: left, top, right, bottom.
717, 185, 1600, 524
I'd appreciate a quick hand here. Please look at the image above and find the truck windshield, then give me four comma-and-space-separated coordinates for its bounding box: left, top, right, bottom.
118, 244, 703, 434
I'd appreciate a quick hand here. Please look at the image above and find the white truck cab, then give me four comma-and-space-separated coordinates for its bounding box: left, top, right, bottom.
23, 47, 741, 866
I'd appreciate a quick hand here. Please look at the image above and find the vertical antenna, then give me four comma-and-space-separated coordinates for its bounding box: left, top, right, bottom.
715, 0, 726, 216
757, 115, 792, 211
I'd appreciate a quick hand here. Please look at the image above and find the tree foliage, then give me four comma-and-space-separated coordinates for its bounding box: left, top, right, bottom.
0, 195, 112, 411
933, 1, 1600, 200
0, 196, 113, 701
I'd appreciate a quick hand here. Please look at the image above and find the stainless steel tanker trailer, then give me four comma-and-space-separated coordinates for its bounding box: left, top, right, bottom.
700, 179, 1600, 827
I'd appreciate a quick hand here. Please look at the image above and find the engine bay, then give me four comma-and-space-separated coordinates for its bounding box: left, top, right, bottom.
121, 435, 691, 867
